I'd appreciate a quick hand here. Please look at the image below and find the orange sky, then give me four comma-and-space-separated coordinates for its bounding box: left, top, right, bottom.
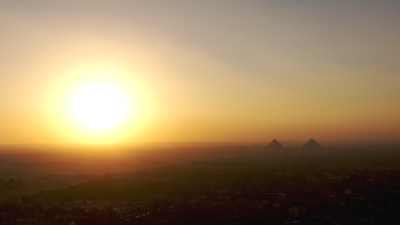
1, 0, 399, 145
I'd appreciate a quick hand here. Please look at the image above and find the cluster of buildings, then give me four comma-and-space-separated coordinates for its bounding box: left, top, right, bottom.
0, 165, 398, 225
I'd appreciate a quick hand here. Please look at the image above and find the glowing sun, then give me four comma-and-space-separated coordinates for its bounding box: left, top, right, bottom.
69, 83, 132, 133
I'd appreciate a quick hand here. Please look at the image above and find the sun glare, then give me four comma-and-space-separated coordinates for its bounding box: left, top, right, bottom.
44, 62, 154, 145
69, 83, 132, 134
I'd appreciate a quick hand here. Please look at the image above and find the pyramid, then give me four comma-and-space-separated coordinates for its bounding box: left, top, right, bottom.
303, 138, 322, 150
267, 139, 283, 149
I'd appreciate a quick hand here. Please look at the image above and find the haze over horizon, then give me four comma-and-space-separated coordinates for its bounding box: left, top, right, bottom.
1, 0, 399, 146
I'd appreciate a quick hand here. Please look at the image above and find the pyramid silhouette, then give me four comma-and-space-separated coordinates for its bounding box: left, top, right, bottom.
268, 139, 283, 149
303, 138, 322, 150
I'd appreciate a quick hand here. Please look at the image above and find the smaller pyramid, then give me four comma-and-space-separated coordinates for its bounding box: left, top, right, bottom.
268, 139, 283, 149
303, 138, 322, 150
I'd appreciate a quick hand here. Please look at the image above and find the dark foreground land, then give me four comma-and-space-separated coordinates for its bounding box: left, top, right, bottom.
1, 145, 400, 225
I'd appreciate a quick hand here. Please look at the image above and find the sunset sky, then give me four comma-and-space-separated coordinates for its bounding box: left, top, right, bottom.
1, 0, 399, 145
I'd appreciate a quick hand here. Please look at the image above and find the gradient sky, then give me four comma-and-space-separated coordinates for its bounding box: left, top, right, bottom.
1, 0, 399, 145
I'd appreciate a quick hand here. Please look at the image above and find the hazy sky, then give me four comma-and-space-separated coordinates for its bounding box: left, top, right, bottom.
1, 0, 399, 145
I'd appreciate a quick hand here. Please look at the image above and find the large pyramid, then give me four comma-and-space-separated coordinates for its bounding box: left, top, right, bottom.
303, 138, 322, 150
267, 139, 284, 149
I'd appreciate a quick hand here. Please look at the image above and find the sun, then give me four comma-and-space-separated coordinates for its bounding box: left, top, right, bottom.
69, 83, 132, 134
